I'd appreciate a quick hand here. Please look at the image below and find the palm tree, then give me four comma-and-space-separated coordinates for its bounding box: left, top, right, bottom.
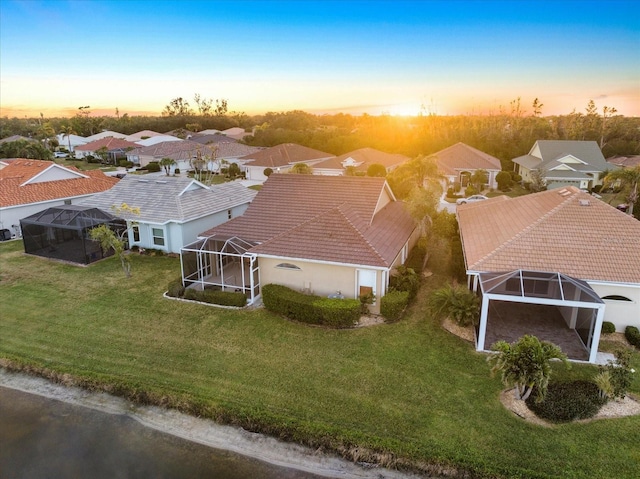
488, 335, 569, 402
604, 165, 640, 216
159, 157, 176, 176
60, 125, 76, 154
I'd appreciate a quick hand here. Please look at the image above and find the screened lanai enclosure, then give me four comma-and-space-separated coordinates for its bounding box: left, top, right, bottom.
181, 235, 260, 304
472, 270, 606, 363
20, 205, 126, 265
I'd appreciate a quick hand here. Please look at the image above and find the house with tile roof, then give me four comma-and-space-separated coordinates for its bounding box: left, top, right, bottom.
74, 137, 142, 161
512, 140, 610, 190
607, 154, 640, 169
78, 176, 257, 253
456, 186, 640, 363
126, 140, 214, 173
55, 133, 88, 152
427, 142, 503, 190
240, 143, 335, 182
84, 130, 127, 142
124, 130, 163, 141
0, 159, 118, 238
181, 174, 419, 313
312, 147, 410, 176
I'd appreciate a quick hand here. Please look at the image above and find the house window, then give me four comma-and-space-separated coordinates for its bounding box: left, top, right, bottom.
152, 228, 165, 246
64, 200, 72, 205
602, 295, 632, 302
132, 225, 140, 242
276, 263, 301, 270
228, 209, 232, 219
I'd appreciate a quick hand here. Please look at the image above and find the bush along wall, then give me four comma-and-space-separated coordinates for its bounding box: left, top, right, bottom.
380, 290, 409, 322
262, 284, 360, 328
625, 326, 640, 349
167, 279, 246, 307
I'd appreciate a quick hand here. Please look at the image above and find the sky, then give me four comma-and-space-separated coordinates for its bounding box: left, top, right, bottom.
1, 0, 639, 118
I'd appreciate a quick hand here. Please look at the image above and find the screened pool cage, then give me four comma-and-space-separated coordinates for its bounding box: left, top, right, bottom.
181, 235, 260, 304
20, 205, 127, 265
472, 270, 605, 363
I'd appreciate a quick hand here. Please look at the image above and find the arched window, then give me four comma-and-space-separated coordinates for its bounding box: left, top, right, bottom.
276, 263, 301, 270
602, 295, 633, 302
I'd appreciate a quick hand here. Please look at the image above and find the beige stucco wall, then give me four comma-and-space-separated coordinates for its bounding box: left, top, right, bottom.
258, 257, 385, 314
589, 282, 640, 332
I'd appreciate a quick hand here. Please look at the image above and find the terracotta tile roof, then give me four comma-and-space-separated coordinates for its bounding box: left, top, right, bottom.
607, 155, 640, 168
200, 175, 415, 268
239, 143, 334, 168
0, 159, 118, 207
75, 137, 140, 151
429, 142, 502, 176
127, 140, 216, 161
457, 186, 640, 284
313, 147, 409, 171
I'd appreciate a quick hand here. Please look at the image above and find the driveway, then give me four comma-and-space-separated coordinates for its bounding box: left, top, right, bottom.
438, 197, 457, 214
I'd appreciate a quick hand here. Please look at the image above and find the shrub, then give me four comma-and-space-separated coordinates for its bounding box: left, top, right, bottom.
601, 321, 616, 334
167, 278, 185, 298
625, 326, 640, 348
380, 290, 409, 321
263, 167, 273, 177
600, 349, 634, 399
465, 184, 479, 196
496, 171, 512, 191
404, 243, 427, 275
389, 265, 420, 300
592, 184, 603, 193
174, 168, 180, 174
262, 284, 359, 328
526, 381, 606, 423
146, 161, 161, 173
429, 284, 480, 327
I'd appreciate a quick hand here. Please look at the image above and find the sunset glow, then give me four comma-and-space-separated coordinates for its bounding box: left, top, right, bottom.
1, 0, 639, 118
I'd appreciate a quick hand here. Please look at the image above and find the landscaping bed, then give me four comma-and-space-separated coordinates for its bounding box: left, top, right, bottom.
1, 240, 639, 479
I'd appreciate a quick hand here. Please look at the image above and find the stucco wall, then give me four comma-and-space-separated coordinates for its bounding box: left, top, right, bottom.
589, 282, 640, 332
258, 257, 385, 314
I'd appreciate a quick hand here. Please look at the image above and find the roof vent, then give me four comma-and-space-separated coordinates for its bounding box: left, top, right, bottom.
558, 188, 572, 197
579, 199, 590, 206
155, 180, 167, 184
138, 179, 149, 183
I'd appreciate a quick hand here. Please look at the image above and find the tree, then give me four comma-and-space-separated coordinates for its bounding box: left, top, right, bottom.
488, 335, 569, 402
405, 186, 439, 237
90, 225, 131, 278
496, 171, 512, 191
227, 163, 241, 179
159, 157, 176, 176
532, 98, 544, 117
290, 163, 312, 174
470, 168, 489, 192
604, 165, 640, 216
366, 163, 387, 177
190, 149, 213, 184
163, 97, 193, 117
60, 125, 76, 153
529, 168, 547, 192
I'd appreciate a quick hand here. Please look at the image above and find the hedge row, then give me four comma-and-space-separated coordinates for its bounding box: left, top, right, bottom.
262, 284, 360, 328
166, 278, 246, 307
625, 326, 640, 349
380, 290, 409, 321
601, 321, 616, 335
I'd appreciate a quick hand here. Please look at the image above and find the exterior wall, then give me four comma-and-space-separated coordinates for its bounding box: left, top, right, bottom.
589, 282, 640, 332
547, 179, 590, 190
1, 196, 93, 238
258, 256, 385, 314
245, 165, 291, 182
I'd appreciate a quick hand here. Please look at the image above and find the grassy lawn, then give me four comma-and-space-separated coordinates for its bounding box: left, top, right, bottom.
1, 240, 639, 478
55, 159, 110, 171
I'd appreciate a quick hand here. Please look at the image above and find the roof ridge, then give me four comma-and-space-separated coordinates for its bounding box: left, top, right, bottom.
473, 189, 578, 269
336, 204, 388, 265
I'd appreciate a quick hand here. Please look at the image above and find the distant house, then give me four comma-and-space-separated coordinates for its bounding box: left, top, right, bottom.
124, 130, 164, 141
0, 159, 118, 238
427, 142, 502, 189
0, 135, 39, 145
84, 131, 128, 142
607, 155, 640, 169
181, 175, 419, 313
55, 133, 88, 152
78, 176, 257, 253
512, 140, 610, 190
456, 186, 640, 363
221, 127, 250, 140
126, 140, 215, 173
240, 143, 334, 182
134, 135, 183, 147
74, 137, 141, 161
189, 133, 263, 169
312, 147, 409, 176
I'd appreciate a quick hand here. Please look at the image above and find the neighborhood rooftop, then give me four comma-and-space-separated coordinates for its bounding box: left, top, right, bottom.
456, 186, 640, 284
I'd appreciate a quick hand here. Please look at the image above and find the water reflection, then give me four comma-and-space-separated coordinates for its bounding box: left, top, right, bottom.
0, 387, 324, 479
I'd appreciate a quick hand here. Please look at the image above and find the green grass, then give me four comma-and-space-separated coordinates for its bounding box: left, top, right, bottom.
1, 240, 639, 478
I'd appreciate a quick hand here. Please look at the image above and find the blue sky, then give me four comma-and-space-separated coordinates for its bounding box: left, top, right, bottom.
1, 0, 639, 117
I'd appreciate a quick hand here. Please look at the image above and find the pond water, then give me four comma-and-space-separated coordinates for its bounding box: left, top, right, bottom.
0, 386, 324, 479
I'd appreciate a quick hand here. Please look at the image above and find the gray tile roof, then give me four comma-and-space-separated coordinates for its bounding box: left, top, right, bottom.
78, 176, 257, 224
